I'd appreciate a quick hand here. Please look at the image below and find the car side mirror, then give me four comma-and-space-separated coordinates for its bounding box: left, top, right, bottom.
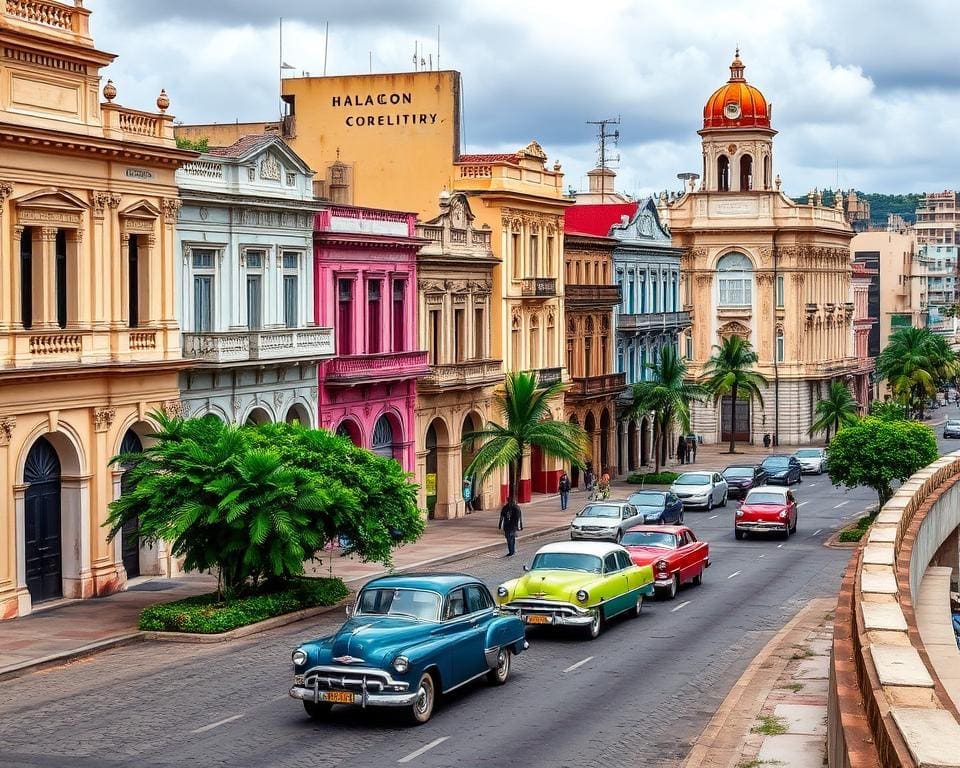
522, 564, 529, 572
345, 603, 354, 617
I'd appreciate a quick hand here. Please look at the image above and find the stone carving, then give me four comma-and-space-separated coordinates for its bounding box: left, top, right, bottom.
756, 272, 774, 286
546, 308, 555, 327
273, 391, 286, 410
0, 416, 16, 446
162, 399, 185, 419
160, 198, 182, 221
418, 279, 446, 294
259, 154, 282, 181
0, 181, 13, 204
791, 273, 806, 287
93, 406, 116, 433
446, 280, 469, 293
695, 273, 714, 287
718, 321, 751, 340
635, 210, 656, 238
470, 280, 492, 294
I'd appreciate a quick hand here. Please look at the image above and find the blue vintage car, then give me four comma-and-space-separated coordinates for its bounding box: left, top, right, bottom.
289, 573, 527, 724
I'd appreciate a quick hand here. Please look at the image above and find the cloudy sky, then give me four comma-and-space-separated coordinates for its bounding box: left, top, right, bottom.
86, 0, 958, 198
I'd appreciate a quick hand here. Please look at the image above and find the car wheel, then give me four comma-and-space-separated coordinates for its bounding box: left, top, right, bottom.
692, 566, 704, 586
665, 573, 679, 600
781, 527, 790, 540
679, 510, 684, 524
790, 515, 798, 534
706, 494, 713, 511
407, 672, 437, 725
720, 492, 728, 508
303, 700, 333, 720
631, 594, 644, 618
735, 529, 745, 540
486, 648, 511, 686
585, 609, 604, 639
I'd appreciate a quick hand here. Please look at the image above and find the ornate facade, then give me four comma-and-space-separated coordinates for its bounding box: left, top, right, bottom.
414, 192, 500, 517
665, 53, 856, 445
175, 134, 331, 426
0, 1, 194, 618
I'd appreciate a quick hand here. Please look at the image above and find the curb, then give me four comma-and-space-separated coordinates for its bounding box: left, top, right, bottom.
0, 632, 145, 684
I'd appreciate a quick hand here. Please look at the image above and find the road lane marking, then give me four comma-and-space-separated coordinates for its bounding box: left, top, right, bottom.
727, 571, 741, 579
563, 656, 594, 673
191, 714, 244, 734
797, 501, 809, 507
399, 737, 449, 764
671, 601, 691, 613
812, 529, 822, 536
777, 544, 784, 549
808, 483, 817, 487
758, 554, 765, 558
709, 514, 718, 519
834, 501, 850, 508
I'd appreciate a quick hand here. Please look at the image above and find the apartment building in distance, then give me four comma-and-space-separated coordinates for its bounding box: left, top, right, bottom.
915, 190, 960, 246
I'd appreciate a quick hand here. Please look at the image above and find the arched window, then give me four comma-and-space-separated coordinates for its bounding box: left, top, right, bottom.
371, 415, 395, 459
717, 155, 730, 192
776, 327, 785, 362
763, 155, 771, 190
740, 155, 753, 191
716, 252, 753, 307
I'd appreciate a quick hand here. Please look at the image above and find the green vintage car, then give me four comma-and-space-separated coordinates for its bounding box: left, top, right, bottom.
495, 541, 655, 639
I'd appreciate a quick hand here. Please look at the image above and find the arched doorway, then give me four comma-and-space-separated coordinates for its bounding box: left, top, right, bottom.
425, 421, 439, 518
335, 419, 362, 447
24, 437, 62, 603
569, 414, 581, 488
640, 416, 651, 466
627, 419, 637, 470
584, 411, 597, 475
599, 409, 611, 475
245, 407, 271, 426
371, 414, 396, 460
461, 413, 483, 510
285, 403, 310, 426
118, 429, 143, 578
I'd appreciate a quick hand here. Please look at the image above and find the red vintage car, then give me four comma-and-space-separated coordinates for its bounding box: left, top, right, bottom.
621, 525, 710, 600
735, 485, 798, 540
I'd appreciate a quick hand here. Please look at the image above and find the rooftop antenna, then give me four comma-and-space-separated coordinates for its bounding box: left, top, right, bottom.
586, 116, 621, 203
437, 25, 441, 71
323, 21, 329, 76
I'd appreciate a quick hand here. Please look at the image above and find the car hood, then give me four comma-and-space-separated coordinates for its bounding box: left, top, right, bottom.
572, 515, 622, 526
307, 616, 429, 665
764, 467, 789, 475
512, 569, 597, 600
741, 503, 787, 520
633, 505, 666, 515
725, 477, 753, 486
672, 484, 710, 493
624, 546, 675, 566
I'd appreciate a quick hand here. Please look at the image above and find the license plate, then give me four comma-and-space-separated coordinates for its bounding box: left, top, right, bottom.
526, 615, 550, 624
320, 690, 355, 704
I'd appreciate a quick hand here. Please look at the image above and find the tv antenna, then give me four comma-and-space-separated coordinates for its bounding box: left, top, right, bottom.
586, 116, 620, 171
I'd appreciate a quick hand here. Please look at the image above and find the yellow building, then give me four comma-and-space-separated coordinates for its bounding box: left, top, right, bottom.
666, 53, 856, 445
0, 1, 193, 618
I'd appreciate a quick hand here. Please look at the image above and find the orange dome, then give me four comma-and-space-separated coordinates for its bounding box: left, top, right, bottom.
702, 51, 771, 130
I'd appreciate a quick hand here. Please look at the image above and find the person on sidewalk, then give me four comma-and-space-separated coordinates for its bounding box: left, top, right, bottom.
583, 462, 595, 493
462, 477, 474, 513
687, 436, 697, 463
498, 500, 523, 556
596, 473, 611, 501
558, 471, 571, 511
676, 435, 687, 465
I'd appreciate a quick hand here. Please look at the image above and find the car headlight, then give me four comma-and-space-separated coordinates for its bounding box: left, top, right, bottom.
655, 559, 669, 573
497, 585, 508, 598
392, 655, 409, 673
576, 589, 589, 602
736, 509, 744, 517
779, 510, 788, 519
292, 648, 308, 666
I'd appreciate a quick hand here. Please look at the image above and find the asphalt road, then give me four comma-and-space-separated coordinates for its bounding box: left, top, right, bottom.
0, 424, 956, 768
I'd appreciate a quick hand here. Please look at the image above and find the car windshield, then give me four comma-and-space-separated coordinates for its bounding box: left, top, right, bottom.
628, 492, 665, 506
356, 587, 441, 622
948, 420, 960, 427
621, 531, 677, 549
531, 552, 603, 573
762, 457, 789, 468
675, 473, 711, 485
723, 467, 754, 478
794, 449, 821, 458
577, 504, 622, 519
745, 491, 786, 505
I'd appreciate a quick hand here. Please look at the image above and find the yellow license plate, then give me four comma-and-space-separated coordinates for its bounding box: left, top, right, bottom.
321, 690, 355, 704
526, 615, 550, 624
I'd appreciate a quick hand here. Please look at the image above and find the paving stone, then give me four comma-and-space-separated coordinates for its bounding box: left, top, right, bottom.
863, 544, 895, 566
891, 707, 960, 768
862, 602, 909, 631
793, 657, 830, 680
868, 526, 897, 544
774, 703, 827, 735
758, 734, 826, 768
861, 565, 898, 594
806, 638, 832, 656
871, 644, 934, 688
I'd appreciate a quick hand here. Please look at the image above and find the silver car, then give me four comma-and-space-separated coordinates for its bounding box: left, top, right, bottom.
793, 447, 827, 475
569, 500, 644, 543
669, 471, 728, 510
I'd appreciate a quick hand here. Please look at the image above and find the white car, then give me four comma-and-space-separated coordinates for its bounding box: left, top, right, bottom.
569, 500, 644, 542
669, 471, 728, 510
793, 447, 826, 475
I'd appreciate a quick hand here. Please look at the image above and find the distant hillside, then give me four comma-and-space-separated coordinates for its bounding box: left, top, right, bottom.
790, 189, 926, 226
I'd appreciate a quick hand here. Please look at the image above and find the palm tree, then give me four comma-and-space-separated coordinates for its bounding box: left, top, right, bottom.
810, 381, 859, 442
703, 336, 768, 454
877, 327, 959, 418
463, 371, 590, 504
628, 345, 708, 473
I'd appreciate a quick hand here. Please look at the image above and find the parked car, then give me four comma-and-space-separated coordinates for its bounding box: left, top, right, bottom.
793, 447, 827, 475
670, 471, 728, 510
760, 454, 802, 485
621, 524, 710, 600
945, 419, 960, 439
496, 541, 655, 639
626, 490, 684, 524
289, 573, 527, 725
722, 464, 767, 499
570, 500, 644, 542
735, 485, 798, 540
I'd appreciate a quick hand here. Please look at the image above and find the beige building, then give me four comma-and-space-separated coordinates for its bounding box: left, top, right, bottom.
915, 190, 960, 246
414, 192, 500, 517
0, 1, 193, 618
666, 52, 857, 445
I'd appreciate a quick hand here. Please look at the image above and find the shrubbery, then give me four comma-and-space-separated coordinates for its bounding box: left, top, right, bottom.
627, 471, 680, 485
838, 512, 877, 543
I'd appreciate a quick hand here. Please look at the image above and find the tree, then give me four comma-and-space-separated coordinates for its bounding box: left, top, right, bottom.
810, 381, 860, 441
105, 414, 423, 599
825, 417, 938, 508
869, 399, 909, 422
629, 345, 708, 473
876, 326, 959, 418
703, 336, 769, 454
175, 135, 209, 152
464, 371, 590, 504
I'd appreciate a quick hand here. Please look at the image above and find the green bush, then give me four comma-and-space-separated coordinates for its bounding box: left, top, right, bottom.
838, 512, 877, 543
139, 577, 348, 634
627, 471, 680, 485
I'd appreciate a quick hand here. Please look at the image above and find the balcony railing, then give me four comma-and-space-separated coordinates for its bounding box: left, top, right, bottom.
567, 372, 627, 398
520, 277, 557, 297
182, 328, 335, 363
565, 284, 621, 304
536, 367, 562, 388
324, 350, 430, 383
101, 104, 175, 146
616, 311, 691, 333
418, 359, 503, 390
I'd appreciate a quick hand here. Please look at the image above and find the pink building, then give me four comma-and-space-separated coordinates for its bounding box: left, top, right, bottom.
851, 261, 877, 412
314, 206, 429, 471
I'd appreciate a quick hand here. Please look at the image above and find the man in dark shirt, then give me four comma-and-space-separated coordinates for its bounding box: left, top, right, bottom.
498, 500, 523, 556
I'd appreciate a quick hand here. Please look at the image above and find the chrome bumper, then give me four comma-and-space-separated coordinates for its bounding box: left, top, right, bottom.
736, 521, 787, 532
289, 685, 418, 708
677, 497, 709, 507
570, 529, 617, 540
654, 578, 674, 588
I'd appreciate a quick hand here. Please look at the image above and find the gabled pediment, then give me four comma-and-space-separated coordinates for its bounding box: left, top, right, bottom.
611, 197, 671, 243
15, 187, 88, 211
119, 199, 161, 219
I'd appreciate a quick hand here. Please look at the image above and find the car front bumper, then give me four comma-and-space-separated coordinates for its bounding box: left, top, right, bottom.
290, 684, 418, 708
798, 464, 821, 474
677, 496, 710, 508
570, 528, 618, 540
736, 521, 788, 533
945, 431, 960, 438
500, 601, 596, 627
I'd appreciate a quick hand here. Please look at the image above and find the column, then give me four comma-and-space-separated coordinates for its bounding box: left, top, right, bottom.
143, 233, 161, 326
10, 225, 23, 331
66, 228, 84, 329
0, 182, 12, 331
34, 227, 58, 329
160, 199, 181, 329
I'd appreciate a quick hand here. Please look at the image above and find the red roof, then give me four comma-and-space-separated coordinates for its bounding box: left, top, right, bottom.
564, 203, 638, 237
207, 133, 276, 158
456, 152, 520, 165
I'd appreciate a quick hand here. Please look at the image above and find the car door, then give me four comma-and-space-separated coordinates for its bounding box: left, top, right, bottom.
440, 587, 483, 685
621, 504, 641, 535
602, 552, 628, 616
791, 458, 802, 484
463, 584, 496, 677
713, 473, 725, 503
666, 493, 681, 523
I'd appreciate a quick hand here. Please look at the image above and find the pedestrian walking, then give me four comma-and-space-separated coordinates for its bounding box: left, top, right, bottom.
763, 433, 771, 449
596, 473, 611, 500
687, 436, 697, 463
462, 477, 474, 513
558, 471, 571, 511
676, 435, 687, 465
498, 500, 523, 556
583, 462, 595, 494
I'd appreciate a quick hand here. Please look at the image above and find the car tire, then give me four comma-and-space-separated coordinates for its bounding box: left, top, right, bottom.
735, 529, 745, 540
790, 515, 798, 534
303, 700, 333, 720
407, 672, 437, 725
720, 492, 728, 507
679, 510, 684, 524
486, 648, 512, 686
692, 567, 703, 586
781, 527, 790, 540
631, 594, 644, 618
706, 495, 713, 511
585, 609, 604, 639
663, 573, 679, 600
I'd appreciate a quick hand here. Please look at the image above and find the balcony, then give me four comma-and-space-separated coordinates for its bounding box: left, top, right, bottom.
418, 359, 503, 391
101, 104, 176, 147
520, 277, 557, 297
567, 372, 627, 399
324, 350, 430, 384
565, 284, 621, 305
182, 328, 335, 364
536, 367, 562, 388
616, 311, 691, 333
